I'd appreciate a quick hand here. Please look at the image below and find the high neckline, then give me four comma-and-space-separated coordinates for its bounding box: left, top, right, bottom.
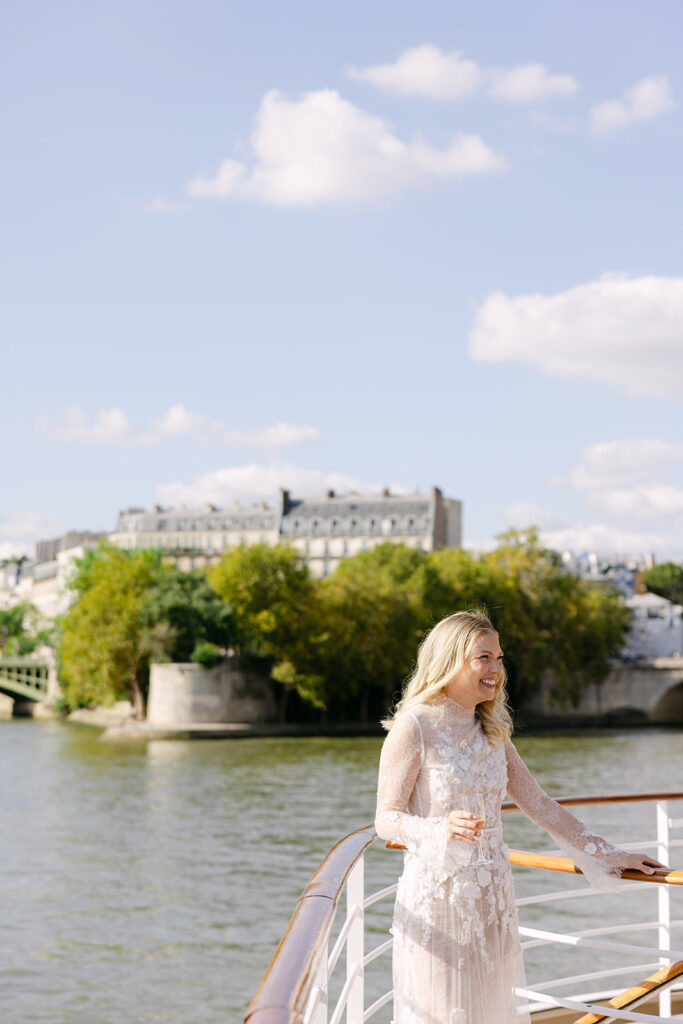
439, 694, 476, 720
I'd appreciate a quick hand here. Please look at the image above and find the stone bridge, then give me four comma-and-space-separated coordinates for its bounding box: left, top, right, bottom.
532, 657, 683, 725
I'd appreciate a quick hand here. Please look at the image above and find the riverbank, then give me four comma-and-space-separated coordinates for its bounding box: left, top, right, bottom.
98, 719, 384, 741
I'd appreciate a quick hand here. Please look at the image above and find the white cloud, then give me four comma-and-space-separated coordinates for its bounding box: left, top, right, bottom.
502, 502, 564, 530
539, 522, 677, 558
347, 45, 482, 100
552, 438, 683, 553
49, 405, 319, 448
187, 89, 506, 206
348, 45, 578, 104
0, 513, 64, 559
590, 75, 674, 134
469, 274, 683, 400
155, 462, 408, 508
54, 407, 147, 445
595, 485, 683, 525
569, 439, 683, 490
487, 63, 578, 104
498, 437, 683, 559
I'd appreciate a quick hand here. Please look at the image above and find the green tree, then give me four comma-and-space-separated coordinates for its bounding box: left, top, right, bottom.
484, 529, 631, 708
60, 545, 160, 715
315, 543, 429, 722
141, 567, 237, 663
643, 562, 683, 606
208, 544, 323, 717
0, 601, 55, 656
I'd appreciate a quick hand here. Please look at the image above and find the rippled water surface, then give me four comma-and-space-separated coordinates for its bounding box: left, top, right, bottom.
1, 720, 681, 1024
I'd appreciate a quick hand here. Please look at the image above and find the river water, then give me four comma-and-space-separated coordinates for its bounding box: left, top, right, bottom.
1, 720, 681, 1024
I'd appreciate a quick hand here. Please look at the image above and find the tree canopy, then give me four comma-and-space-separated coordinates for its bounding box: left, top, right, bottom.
207, 531, 631, 722
0, 601, 55, 656
59, 546, 237, 715
60, 546, 161, 715
56, 532, 632, 723
208, 543, 324, 715
643, 562, 683, 607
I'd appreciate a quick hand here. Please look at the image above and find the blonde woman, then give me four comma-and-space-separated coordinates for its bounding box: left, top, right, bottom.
375, 610, 666, 1024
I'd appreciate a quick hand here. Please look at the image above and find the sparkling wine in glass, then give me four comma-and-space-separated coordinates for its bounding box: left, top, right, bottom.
462, 794, 487, 863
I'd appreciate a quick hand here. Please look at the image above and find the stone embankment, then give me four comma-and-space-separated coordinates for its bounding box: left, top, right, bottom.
524, 656, 683, 727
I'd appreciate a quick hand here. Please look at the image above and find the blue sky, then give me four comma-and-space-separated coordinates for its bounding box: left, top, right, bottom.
3, 0, 683, 559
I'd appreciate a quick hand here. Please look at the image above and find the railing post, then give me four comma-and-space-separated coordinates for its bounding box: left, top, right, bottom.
656, 799, 671, 1018
346, 856, 365, 1024
309, 936, 328, 1024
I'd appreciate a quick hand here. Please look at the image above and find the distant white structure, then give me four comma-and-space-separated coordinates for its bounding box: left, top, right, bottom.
0, 532, 105, 620
622, 592, 683, 659
560, 550, 656, 599
110, 486, 462, 578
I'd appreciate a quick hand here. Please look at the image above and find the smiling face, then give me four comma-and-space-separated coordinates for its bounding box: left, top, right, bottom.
444, 630, 504, 710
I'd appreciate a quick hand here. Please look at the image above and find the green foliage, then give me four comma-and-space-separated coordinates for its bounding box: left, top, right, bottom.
141, 567, 236, 662
206, 532, 631, 721
209, 544, 325, 710
60, 545, 161, 714
60, 546, 239, 715
643, 562, 683, 606
483, 530, 630, 707
314, 544, 429, 721
0, 601, 55, 656
190, 641, 225, 669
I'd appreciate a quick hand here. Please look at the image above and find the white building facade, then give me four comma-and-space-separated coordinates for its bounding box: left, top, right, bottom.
622, 592, 683, 659
0, 532, 106, 620
109, 486, 462, 577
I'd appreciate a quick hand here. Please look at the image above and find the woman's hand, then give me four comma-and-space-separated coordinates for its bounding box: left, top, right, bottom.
620, 852, 670, 875
446, 810, 484, 844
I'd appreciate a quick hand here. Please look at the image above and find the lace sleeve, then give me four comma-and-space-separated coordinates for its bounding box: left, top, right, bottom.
505, 740, 626, 890
375, 712, 448, 867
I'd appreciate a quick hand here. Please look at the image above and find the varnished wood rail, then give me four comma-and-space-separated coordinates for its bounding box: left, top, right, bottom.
502, 791, 683, 812
244, 825, 375, 1024
507, 849, 683, 885
570, 960, 683, 1023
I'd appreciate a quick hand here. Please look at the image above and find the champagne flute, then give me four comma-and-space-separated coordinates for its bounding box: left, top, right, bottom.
461, 794, 487, 864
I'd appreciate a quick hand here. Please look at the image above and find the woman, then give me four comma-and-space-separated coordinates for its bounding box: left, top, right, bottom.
375, 611, 666, 1024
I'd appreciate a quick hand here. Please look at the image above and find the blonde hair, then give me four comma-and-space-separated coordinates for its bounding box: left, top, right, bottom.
382, 610, 513, 745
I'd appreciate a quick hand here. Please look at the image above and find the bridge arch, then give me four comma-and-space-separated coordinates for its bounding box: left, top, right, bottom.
652, 680, 683, 723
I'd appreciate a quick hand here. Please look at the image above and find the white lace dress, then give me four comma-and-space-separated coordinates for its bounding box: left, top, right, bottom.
375, 698, 625, 1024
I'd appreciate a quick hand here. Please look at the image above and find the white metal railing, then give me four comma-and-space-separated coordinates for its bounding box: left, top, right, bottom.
246, 795, 683, 1024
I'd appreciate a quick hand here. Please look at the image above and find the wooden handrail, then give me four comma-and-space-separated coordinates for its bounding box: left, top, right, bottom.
383, 842, 683, 883
502, 790, 683, 812
570, 960, 683, 1023
244, 825, 375, 1024
507, 849, 683, 885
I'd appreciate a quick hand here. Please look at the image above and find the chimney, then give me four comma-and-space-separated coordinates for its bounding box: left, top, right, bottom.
327, 489, 335, 499
382, 487, 390, 498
